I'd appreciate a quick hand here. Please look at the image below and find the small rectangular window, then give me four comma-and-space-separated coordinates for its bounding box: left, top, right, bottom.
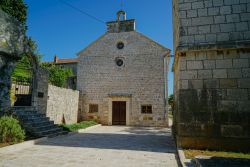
89, 104, 98, 113
141, 105, 152, 114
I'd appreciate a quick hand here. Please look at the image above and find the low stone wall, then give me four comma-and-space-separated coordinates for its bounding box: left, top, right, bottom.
46, 85, 79, 124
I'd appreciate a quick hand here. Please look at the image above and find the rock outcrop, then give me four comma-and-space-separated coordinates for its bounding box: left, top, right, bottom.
0, 9, 25, 111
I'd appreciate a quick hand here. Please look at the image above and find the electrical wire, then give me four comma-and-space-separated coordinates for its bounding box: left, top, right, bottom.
59, 0, 105, 24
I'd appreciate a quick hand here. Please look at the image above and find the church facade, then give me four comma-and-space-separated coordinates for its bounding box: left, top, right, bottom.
77, 11, 170, 126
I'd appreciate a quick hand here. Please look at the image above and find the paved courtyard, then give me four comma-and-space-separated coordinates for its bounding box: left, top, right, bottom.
0, 126, 179, 167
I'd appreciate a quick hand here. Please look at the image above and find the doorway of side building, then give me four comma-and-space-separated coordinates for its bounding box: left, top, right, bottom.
112, 101, 126, 125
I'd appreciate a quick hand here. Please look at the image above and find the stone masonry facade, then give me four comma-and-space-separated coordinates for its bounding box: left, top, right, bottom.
77, 11, 170, 126
173, 0, 250, 151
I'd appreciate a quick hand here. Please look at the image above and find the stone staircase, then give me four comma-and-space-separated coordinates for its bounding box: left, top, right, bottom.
13, 107, 68, 138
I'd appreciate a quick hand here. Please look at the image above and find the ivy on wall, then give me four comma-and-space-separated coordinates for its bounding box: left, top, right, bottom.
40, 63, 73, 88
0, 0, 28, 28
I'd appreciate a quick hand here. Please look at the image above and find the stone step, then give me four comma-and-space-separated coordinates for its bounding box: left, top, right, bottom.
13, 106, 36, 112
24, 123, 57, 131
37, 127, 66, 137
16, 113, 46, 118
27, 124, 58, 132
21, 117, 50, 123
14, 110, 45, 116
48, 130, 68, 138
12, 107, 69, 138
25, 120, 55, 127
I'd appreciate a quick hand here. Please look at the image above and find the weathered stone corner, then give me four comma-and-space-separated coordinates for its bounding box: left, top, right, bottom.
0, 9, 26, 112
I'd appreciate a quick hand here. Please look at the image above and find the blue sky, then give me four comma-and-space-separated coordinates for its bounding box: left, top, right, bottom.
24, 0, 174, 95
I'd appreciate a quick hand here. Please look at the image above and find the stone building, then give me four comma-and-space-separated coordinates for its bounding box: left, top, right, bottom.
77, 11, 170, 126
52, 55, 79, 76
173, 0, 250, 151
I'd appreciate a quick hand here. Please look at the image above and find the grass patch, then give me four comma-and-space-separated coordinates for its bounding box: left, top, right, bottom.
61, 121, 98, 132
184, 149, 250, 159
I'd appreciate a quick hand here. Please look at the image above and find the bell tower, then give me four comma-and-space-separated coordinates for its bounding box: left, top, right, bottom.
106, 10, 135, 33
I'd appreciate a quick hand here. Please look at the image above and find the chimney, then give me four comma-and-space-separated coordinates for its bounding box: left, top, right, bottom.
54, 55, 59, 63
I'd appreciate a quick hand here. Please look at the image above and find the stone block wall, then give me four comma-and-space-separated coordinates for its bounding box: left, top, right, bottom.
173, 0, 250, 151
174, 0, 250, 49
46, 85, 79, 124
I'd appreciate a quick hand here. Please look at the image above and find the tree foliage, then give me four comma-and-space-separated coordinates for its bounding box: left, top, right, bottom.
168, 94, 174, 109
12, 54, 33, 80
11, 37, 42, 80
0, 1, 40, 56
40, 63, 73, 87
0, 0, 28, 28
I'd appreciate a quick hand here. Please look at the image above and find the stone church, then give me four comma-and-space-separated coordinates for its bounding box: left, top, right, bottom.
77, 11, 170, 126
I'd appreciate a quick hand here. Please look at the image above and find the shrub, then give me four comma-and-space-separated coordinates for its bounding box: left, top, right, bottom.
40, 63, 73, 87
0, 116, 25, 143
10, 88, 16, 106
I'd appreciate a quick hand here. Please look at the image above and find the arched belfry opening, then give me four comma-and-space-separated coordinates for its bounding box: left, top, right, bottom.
117, 10, 126, 21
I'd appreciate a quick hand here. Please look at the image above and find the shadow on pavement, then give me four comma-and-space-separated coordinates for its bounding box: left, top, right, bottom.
193, 156, 250, 167
36, 126, 177, 154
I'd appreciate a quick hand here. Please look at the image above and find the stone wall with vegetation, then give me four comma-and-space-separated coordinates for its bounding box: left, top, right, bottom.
0, 9, 25, 111
46, 85, 79, 124
35, 67, 79, 124
173, 0, 250, 151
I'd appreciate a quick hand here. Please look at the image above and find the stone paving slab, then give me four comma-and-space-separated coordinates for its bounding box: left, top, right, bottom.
0, 126, 179, 167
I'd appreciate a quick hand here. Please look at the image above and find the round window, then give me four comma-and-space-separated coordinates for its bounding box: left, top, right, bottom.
116, 59, 124, 67
117, 42, 124, 49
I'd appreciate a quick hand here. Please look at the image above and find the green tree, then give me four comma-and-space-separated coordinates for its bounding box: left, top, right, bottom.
0, 0, 28, 28
168, 94, 174, 109
12, 37, 42, 80
12, 55, 32, 80
40, 63, 73, 87
0, 1, 40, 57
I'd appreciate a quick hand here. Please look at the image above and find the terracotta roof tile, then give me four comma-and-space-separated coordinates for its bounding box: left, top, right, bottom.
55, 58, 79, 64
45, 57, 79, 64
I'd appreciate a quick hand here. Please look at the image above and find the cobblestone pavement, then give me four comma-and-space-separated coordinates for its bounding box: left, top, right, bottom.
0, 126, 179, 167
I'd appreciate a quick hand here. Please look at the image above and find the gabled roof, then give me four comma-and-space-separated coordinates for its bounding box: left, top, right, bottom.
135, 31, 170, 51
77, 33, 108, 56
77, 31, 170, 57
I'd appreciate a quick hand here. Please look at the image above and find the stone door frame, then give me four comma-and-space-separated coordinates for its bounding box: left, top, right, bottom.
108, 96, 131, 126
